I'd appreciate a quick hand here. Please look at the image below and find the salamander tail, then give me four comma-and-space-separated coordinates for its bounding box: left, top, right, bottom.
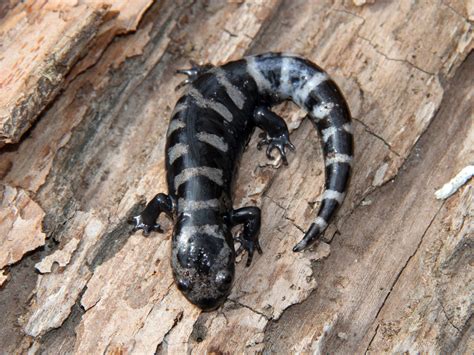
246, 53, 354, 251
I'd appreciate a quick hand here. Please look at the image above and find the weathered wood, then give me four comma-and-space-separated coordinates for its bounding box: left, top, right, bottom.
0, 185, 45, 281
265, 51, 474, 354
0, 0, 472, 353
0, 0, 154, 147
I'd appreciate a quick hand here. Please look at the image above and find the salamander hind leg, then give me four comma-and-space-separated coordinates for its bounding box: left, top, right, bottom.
131, 193, 174, 235
175, 60, 214, 90
254, 106, 295, 165
229, 207, 262, 267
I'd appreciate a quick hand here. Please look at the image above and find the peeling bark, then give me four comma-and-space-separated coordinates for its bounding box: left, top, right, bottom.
0, 185, 46, 274
0, 0, 472, 353
0, 0, 154, 147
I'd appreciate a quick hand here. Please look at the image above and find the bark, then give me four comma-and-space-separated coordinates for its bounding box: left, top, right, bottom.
0, 0, 472, 353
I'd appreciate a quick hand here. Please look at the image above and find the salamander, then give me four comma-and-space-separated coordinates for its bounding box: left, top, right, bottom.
132, 53, 353, 311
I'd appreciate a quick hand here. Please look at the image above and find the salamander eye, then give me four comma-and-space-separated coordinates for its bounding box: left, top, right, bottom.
177, 278, 191, 292
215, 271, 232, 289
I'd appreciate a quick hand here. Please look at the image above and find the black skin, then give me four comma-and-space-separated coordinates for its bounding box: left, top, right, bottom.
131, 60, 294, 311
255, 106, 296, 165
131, 54, 353, 310
132, 193, 173, 234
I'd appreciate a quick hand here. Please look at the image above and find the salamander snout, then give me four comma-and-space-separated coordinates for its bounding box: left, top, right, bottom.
193, 295, 225, 312
176, 272, 232, 294
174, 266, 235, 311
171, 222, 236, 311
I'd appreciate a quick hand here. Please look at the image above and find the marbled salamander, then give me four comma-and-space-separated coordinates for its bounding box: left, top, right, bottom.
132, 53, 353, 310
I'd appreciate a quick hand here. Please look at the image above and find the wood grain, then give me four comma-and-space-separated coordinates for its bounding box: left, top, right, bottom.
0, 0, 472, 353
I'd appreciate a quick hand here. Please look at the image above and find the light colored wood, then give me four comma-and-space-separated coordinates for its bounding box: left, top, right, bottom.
0, 0, 472, 353
265, 51, 474, 354
0, 185, 45, 281
0, 0, 154, 147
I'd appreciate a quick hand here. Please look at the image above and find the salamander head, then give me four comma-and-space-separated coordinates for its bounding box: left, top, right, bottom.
171, 220, 235, 311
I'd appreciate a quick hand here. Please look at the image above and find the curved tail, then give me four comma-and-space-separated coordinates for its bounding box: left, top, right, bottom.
246, 53, 354, 251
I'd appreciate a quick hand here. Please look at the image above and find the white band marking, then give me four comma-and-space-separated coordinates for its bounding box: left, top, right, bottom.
213, 68, 246, 109
178, 198, 220, 212
314, 216, 328, 230
179, 224, 224, 242
321, 122, 353, 143
325, 153, 353, 166
312, 101, 334, 121
295, 72, 328, 106
342, 122, 353, 134
279, 57, 292, 98
167, 119, 186, 137
174, 167, 223, 192
322, 190, 346, 204
188, 87, 233, 122
168, 143, 189, 164
246, 57, 272, 92
321, 126, 338, 143
196, 132, 228, 152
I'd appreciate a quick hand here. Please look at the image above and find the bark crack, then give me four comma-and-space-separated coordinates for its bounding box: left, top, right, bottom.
332, 6, 438, 78
365, 324, 380, 354
331, 8, 366, 23
357, 35, 436, 76
262, 195, 306, 233
441, 1, 470, 21
155, 310, 184, 354
363, 202, 445, 353
353, 117, 401, 157
227, 298, 270, 320
136, 283, 174, 335
28, 283, 89, 349
223, 29, 238, 38
285, 216, 305, 233
262, 194, 287, 212
438, 298, 462, 333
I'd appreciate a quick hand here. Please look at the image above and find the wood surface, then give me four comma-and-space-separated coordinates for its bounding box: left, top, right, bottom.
0, 0, 472, 353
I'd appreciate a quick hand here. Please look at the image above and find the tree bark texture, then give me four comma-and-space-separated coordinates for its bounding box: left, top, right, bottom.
0, 0, 472, 353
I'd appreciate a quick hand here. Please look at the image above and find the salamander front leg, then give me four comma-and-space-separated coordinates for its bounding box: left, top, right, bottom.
175, 60, 214, 90
253, 106, 296, 165
131, 193, 174, 235
229, 207, 262, 267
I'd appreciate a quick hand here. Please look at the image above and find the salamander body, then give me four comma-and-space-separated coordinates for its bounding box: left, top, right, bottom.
133, 53, 353, 310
